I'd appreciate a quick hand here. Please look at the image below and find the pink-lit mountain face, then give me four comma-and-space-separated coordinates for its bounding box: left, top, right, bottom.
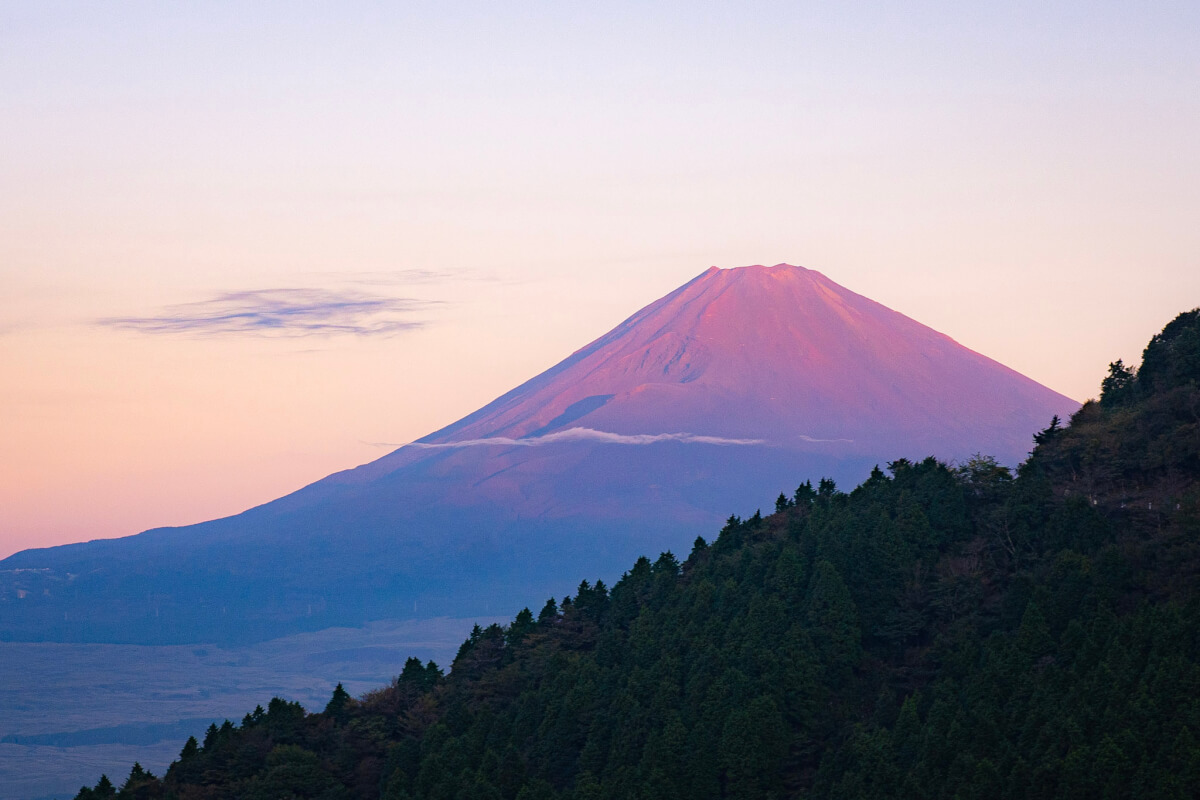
0, 265, 1078, 644
330, 264, 1075, 516
430, 263, 1068, 452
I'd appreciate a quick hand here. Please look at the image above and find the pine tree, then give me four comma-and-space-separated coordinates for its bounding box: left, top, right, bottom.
806, 559, 862, 677
794, 480, 816, 506
1016, 601, 1054, 661
179, 735, 199, 761
202, 723, 218, 750
324, 682, 351, 718
1100, 359, 1137, 406
425, 660, 444, 688
508, 607, 536, 645
89, 775, 115, 799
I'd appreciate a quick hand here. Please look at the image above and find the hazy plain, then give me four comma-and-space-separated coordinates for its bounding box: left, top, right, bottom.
0, 617, 499, 800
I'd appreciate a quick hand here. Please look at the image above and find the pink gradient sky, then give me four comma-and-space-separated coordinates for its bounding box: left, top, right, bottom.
2, 3, 1199, 558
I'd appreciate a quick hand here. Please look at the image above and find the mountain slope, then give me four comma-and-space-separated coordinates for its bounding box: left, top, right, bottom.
78, 308, 1200, 800
0, 265, 1077, 644
416, 264, 1062, 451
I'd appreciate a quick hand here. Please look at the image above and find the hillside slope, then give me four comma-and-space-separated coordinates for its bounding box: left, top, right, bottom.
80, 309, 1200, 799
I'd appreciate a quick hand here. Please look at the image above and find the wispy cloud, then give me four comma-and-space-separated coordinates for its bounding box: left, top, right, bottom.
99, 288, 436, 338
369, 427, 769, 449
307, 267, 509, 287
318, 268, 462, 287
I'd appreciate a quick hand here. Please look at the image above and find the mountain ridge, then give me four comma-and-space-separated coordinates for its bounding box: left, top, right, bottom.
0, 263, 1078, 644
74, 307, 1200, 800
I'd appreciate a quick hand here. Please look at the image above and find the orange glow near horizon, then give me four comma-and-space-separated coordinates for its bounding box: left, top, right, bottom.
3, 4, 1199, 557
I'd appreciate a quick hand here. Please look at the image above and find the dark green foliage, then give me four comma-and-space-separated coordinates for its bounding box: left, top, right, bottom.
1101, 308, 1200, 408
115, 763, 160, 800
1101, 359, 1138, 407
537, 598, 558, 624
76, 311, 1200, 799
1033, 414, 1063, 446
1139, 308, 1200, 393
325, 682, 351, 719
75, 774, 115, 800
806, 560, 861, 677
508, 607, 536, 646
179, 736, 198, 761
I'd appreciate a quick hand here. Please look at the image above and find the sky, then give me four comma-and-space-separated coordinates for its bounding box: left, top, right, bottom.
2, 2, 1198, 558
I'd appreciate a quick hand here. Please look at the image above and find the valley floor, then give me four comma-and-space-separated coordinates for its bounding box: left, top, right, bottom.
0, 617, 503, 800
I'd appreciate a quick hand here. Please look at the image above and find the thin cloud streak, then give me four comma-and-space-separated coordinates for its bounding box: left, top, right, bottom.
305, 267, 511, 287
366, 427, 842, 449
99, 288, 437, 338
314, 268, 461, 286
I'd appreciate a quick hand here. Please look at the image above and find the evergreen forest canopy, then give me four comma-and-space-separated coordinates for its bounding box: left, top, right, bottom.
78, 309, 1200, 800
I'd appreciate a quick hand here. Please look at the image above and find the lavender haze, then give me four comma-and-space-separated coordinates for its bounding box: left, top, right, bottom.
0, 265, 1077, 644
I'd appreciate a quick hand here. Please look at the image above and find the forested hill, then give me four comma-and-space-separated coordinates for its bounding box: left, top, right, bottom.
79, 310, 1200, 800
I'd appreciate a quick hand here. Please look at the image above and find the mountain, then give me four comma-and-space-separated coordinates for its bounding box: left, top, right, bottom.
0, 264, 1077, 644
77, 308, 1200, 800
416, 263, 1061, 455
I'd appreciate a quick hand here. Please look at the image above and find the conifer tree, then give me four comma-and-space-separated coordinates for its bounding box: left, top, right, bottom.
537, 597, 558, 623
201, 723, 218, 750
806, 559, 862, 676
1100, 359, 1137, 406
508, 607, 536, 645
324, 682, 351, 718
794, 479, 816, 506
179, 736, 198, 761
